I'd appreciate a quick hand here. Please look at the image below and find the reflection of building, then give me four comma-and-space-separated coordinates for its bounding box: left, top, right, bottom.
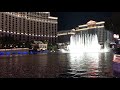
0, 12, 58, 44
58, 20, 113, 46
113, 61, 120, 78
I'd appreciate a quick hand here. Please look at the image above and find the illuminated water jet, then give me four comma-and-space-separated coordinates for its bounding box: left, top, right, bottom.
66, 31, 110, 53
67, 33, 101, 53
58, 20, 113, 54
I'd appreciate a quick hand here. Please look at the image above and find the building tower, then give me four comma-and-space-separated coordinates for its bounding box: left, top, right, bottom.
0, 12, 58, 44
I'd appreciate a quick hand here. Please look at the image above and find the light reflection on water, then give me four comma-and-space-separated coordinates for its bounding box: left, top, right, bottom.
61, 52, 113, 78
66, 53, 100, 78
0, 52, 115, 78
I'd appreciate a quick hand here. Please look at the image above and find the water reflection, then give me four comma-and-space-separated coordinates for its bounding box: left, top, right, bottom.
112, 55, 120, 78
67, 52, 99, 78
64, 52, 113, 78
0, 52, 115, 78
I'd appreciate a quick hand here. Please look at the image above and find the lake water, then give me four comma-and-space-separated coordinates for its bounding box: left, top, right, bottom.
0, 51, 118, 78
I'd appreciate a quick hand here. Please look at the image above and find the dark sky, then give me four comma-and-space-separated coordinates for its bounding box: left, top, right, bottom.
51, 12, 112, 31
110, 12, 120, 33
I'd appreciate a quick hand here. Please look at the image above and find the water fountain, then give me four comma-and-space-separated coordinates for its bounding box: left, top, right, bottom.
68, 32, 100, 53
66, 30, 110, 53
59, 21, 111, 54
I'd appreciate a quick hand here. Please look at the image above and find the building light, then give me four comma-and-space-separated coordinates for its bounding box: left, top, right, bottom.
48, 16, 58, 20
72, 29, 75, 31
97, 26, 104, 28
75, 28, 89, 31
114, 34, 119, 39
79, 24, 87, 28
96, 21, 105, 25
1, 12, 58, 45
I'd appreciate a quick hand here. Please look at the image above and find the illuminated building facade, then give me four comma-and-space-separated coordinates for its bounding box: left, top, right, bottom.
76, 20, 113, 45
0, 12, 58, 44
57, 30, 73, 43
58, 20, 113, 46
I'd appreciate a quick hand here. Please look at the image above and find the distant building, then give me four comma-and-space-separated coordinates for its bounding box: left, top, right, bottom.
76, 20, 113, 46
57, 20, 113, 47
57, 30, 75, 43
0, 12, 58, 44
32, 41, 47, 51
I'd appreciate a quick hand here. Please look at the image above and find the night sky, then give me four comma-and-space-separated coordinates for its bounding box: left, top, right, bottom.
51, 12, 112, 31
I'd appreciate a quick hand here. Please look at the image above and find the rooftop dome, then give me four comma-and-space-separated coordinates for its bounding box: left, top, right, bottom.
87, 20, 96, 26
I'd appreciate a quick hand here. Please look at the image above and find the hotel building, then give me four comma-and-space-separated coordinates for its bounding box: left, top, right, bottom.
0, 12, 58, 44
75, 20, 113, 45
58, 20, 113, 46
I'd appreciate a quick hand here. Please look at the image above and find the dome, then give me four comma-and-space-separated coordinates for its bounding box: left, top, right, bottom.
87, 20, 96, 26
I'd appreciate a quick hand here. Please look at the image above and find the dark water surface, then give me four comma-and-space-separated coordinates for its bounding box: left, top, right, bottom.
0, 52, 118, 78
